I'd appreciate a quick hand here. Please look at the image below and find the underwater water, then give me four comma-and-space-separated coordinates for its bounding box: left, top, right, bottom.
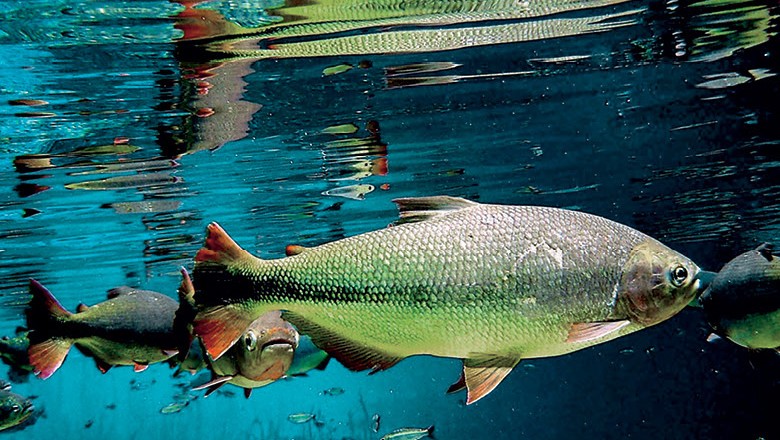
0, 0, 778, 438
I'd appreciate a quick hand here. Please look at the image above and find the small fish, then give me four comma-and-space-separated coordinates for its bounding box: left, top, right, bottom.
321, 184, 374, 200
287, 412, 316, 424
321, 123, 359, 135
25, 279, 182, 379
320, 387, 345, 396
699, 243, 780, 350
65, 172, 181, 191
160, 401, 189, 414
194, 311, 299, 398
192, 196, 705, 404
0, 381, 34, 432
70, 144, 140, 156
322, 63, 353, 76
380, 425, 434, 440
371, 413, 381, 433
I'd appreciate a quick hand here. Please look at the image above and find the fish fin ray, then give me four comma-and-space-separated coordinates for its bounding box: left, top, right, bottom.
193, 305, 255, 360
284, 312, 402, 372
392, 196, 477, 224
27, 338, 72, 380
195, 222, 251, 265
567, 320, 631, 344
463, 356, 520, 404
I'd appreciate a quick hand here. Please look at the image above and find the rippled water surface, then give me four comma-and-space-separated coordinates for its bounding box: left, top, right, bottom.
0, 0, 778, 438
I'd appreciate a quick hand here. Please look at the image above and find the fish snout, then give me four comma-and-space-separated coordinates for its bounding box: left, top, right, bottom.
243, 340, 295, 381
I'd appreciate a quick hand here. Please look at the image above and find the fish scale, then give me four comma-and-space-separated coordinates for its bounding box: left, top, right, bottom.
193, 196, 703, 404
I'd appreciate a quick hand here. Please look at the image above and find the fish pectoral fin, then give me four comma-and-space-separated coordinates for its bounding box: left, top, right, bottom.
133, 362, 149, 372
193, 305, 256, 360
284, 312, 402, 373
566, 320, 631, 344
392, 196, 477, 224
27, 338, 72, 380
462, 356, 520, 405
192, 375, 233, 397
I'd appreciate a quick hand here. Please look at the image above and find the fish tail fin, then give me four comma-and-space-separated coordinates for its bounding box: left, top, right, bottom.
195, 222, 253, 267
25, 279, 74, 380
194, 305, 258, 360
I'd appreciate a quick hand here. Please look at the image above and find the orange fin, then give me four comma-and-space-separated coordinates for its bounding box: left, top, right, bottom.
28, 338, 72, 380
463, 356, 520, 405
195, 222, 249, 265
285, 244, 307, 256
283, 312, 402, 373
193, 305, 256, 360
133, 362, 149, 373
567, 320, 631, 344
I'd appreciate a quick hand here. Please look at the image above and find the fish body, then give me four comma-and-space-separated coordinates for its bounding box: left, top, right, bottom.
193, 196, 704, 403
380, 425, 434, 440
0, 381, 34, 431
699, 243, 780, 350
25, 280, 180, 379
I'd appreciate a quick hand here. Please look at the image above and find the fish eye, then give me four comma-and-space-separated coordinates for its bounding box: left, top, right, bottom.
670, 265, 689, 287
244, 331, 258, 352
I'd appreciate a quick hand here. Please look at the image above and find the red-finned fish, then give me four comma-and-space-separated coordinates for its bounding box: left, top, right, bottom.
192, 196, 705, 404
193, 311, 298, 398
25, 280, 180, 379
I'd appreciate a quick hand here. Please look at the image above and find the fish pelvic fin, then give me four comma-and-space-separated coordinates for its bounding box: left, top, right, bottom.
284, 312, 403, 373
392, 196, 477, 224
27, 338, 72, 380
566, 320, 631, 344
192, 374, 233, 397
195, 222, 252, 267
194, 305, 256, 360
462, 356, 520, 405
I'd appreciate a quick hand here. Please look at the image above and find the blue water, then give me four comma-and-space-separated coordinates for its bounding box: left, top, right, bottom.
0, 0, 778, 438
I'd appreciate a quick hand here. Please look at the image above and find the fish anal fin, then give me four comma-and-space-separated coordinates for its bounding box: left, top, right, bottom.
195, 222, 251, 265
193, 305, 255, 360
567, 320, 631, 344
95, 358, 112, 374
243, 388, 252, 399
392, 196, 477, 224
463, 356, 520, 405
284, 312, 402, 373
28, 338, 72, 380
133, 362, 149, 373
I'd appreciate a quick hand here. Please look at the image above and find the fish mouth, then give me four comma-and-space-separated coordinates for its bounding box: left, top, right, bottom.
247, 341, 294, 381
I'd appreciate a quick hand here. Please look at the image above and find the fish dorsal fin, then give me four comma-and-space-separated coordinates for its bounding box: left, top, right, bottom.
566, 320, 631, 344
283, 312, 402, 373
462, 356, 520, 405
177, 267, 195, 305
107, 286, 137, 299
76, 303, 89, 313
392, 196, 477, 224
285, 245, 308, 257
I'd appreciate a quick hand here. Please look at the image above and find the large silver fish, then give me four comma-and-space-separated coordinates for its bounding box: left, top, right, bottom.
193, 196, 706, 403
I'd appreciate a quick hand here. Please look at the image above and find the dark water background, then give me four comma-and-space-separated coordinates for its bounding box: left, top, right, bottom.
0, 0, 778, 438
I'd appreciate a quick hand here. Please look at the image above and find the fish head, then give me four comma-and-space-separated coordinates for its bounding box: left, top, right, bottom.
617, 240, 702, 326
0, 393, 33, 430
234, 311, 299, 382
